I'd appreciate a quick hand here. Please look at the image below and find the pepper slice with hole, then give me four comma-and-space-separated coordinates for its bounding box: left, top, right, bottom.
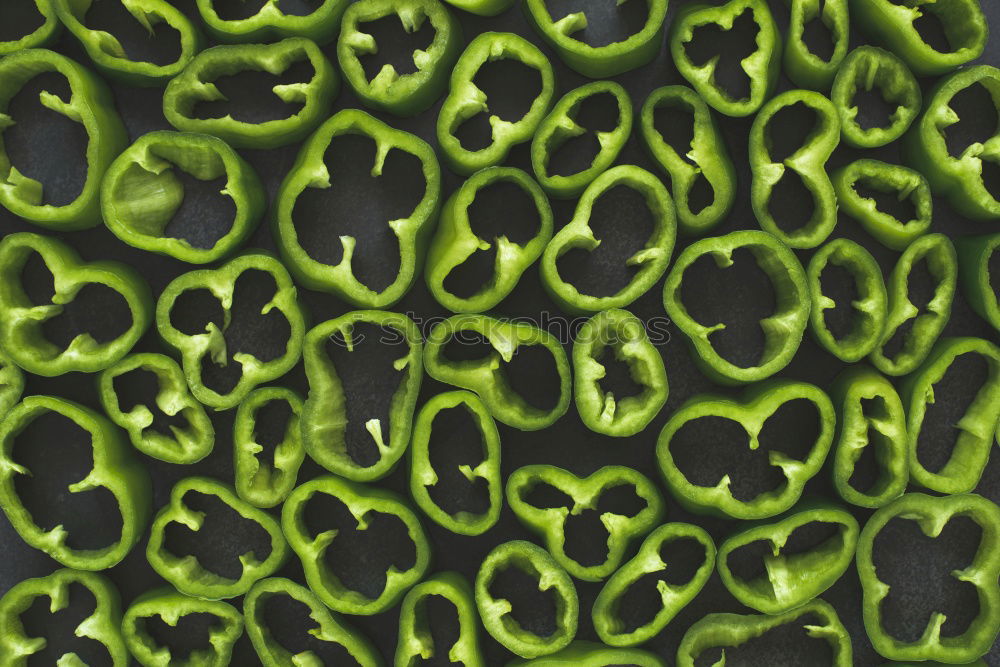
275, 108, 441, 308
0, 349, 24, 422
194, 0, 347, 44
662, 229, 811, 385
0, 48, 127, 230
530, 81, 632, 199
233, 386, 304, 509
506, 464, 665, 582
101, 130, 265, 264
97, 352, 215, 465
146, 476, 289, 600
281, 475, 431, 615
857, 492, 1000, 664
541, 165, 677, 314
511, 641, 667, 666
475, 539, 578, 659
832, 159, 932, 251
782, 0, 849, 91
436, 31, 556, 176
0, 395, 151, 571
395, 571, 484, 667
425, 166, 552, 313
423, 314, 572, 431
592, 522, 715, 648
656, 380, 836, 520
162, 37, 339, 150
956, 233, 1000, 331
639, 85, 736, 237
409, 390, 501, 536
0, 0, 61, 55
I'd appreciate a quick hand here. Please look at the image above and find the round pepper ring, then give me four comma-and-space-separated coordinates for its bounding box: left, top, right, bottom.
395, 572, 484, 667
194, 0, 348, 44
782, 0, 849, 91
233, 385, 305, 509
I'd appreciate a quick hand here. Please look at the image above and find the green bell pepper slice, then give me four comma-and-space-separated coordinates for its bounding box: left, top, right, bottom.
436, 31, 556, 176
782, 0, 849, 90
0, 348, 24, 422
510, 641, 666, 666
441, 0, 513, 17
656, 380, 835, 520
716, 502, 860, 615
194, 0, 347, 44
662, 229, 811, 385
275, 108, 441, 308
832, 159, 932, 251
0, 395, 151, 570
97, 352, 215, 465
506, 464, 665, 582
0, 568, 128, 666
101, 130, 265, 264
425, 166, 552, 313
162, 37, 339, 150
0, 48, 127, 230
956, 233, 1000, 331
475, 539, 579, 659
639, 85, 736, 237
592, 522, 715, 648
857, 492, 1000, 663
233, 385, 304, 509
281, 475, 431, 615
423, 314, 572, 430
396, 571, 483, 667
0, 0, 61, 55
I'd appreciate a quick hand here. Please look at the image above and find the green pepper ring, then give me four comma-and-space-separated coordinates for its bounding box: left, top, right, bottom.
395, 572, 484, 667
956, 234, 1000, 331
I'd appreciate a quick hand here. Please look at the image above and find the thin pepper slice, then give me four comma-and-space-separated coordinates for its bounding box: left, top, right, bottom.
832, 159, 932, 251
857, 492, 1000, 663
162, 37, 339, 150
0, 395, 151, 570
506, 465, 665, 582
956, 233, 1000, 331
592, 522, 715, 648
511, 641, 666, 666
275, 108, 441, 308
0, 349, 24, 422
530, 81, 632, 199
425, 166, 552, 313
195, 0, 347, 44
97, 352, 215, 465
475, 540, 578, 659
101, 130, 265, 264
436, 31, 556, 176
0, 0, 61, 55
0, 48, 127, 230
639, 85, 736, 237
395, 571, 484, 667
233, 386, 304, 509
423, 314, 572, 431
782, 0, 849, 90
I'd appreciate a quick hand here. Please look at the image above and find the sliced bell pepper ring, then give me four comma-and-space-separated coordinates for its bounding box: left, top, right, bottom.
956, 233, 1000, 331
506, 464, 665, 582
275, 108, 441, 308
425, 166, 552, 314
233, 386, 304, 509
155, 252, 307, 411
782, 0, 849, 91
162, 37, 339, 150
572, 308, 668, 437
195, 0, 347, 44
0, 0, 61, 55
0, 395, 151, 571
0, 48, 127, 230
101, 130, 265, 265
510, 641, 667, 666
440, 0, 514, 17
749, 88, 840, 249
832, 159, 932, 251
656, 380, 836, 520
146, 476, 289, 600
475, 539, 579, 659
0, 568, 128, 666
97, 352, 215, 465
716, 501, 860, 615
396, 571, 484, 667
301, 310, 422, 482
0, 348, 25, 422
639, 85, 736, 237
423, 314, 572, 431
668, 0, 782, 118
281, 475, 431, 615
540, 165, 677, 314
662, 229, 811, 385
592, 522, 715, 648
436, 31, 556, 176
857, 492, 1000, 663
530, 81, 632, 199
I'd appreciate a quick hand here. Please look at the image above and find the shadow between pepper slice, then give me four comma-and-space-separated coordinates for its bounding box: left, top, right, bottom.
782, 0, 849, 91
395, 571, 484, 667
832, 159, 932, 251
510, 640, 666, 666
0, 0, 61, 55
194, 0, 348, 44
233, 385, 304, 509
956, 233, 1000, 331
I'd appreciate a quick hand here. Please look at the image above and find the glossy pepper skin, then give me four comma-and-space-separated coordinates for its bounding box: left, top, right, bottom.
97, 352, 215, 465
233, 386, 304, 509
832, 159, 932, 251
0, 396, 151, 570
592, 522, 715, 648
639, 85, 736, 236
281, 475, 431, 615
0, 0, 61, 55
0, 49, 126, 230
782, 0, 849, 90
425, 166, 552, 313
436, 32, 556, 175
162, 37, 339, 150
511, 641, 666, 666
656, 380, 835, 520
275, 109, 441, 308
857, 493, 1000, 663
956, 234, 1000, 331
101, 130, 265, 264
662, 230, 811, 385
0, 349, 25, 422
475, 540, 578, 659
195, 0, 347, 44
541, 165, 677, 313
395, 572, 484, 667
423, 314, 572, 430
